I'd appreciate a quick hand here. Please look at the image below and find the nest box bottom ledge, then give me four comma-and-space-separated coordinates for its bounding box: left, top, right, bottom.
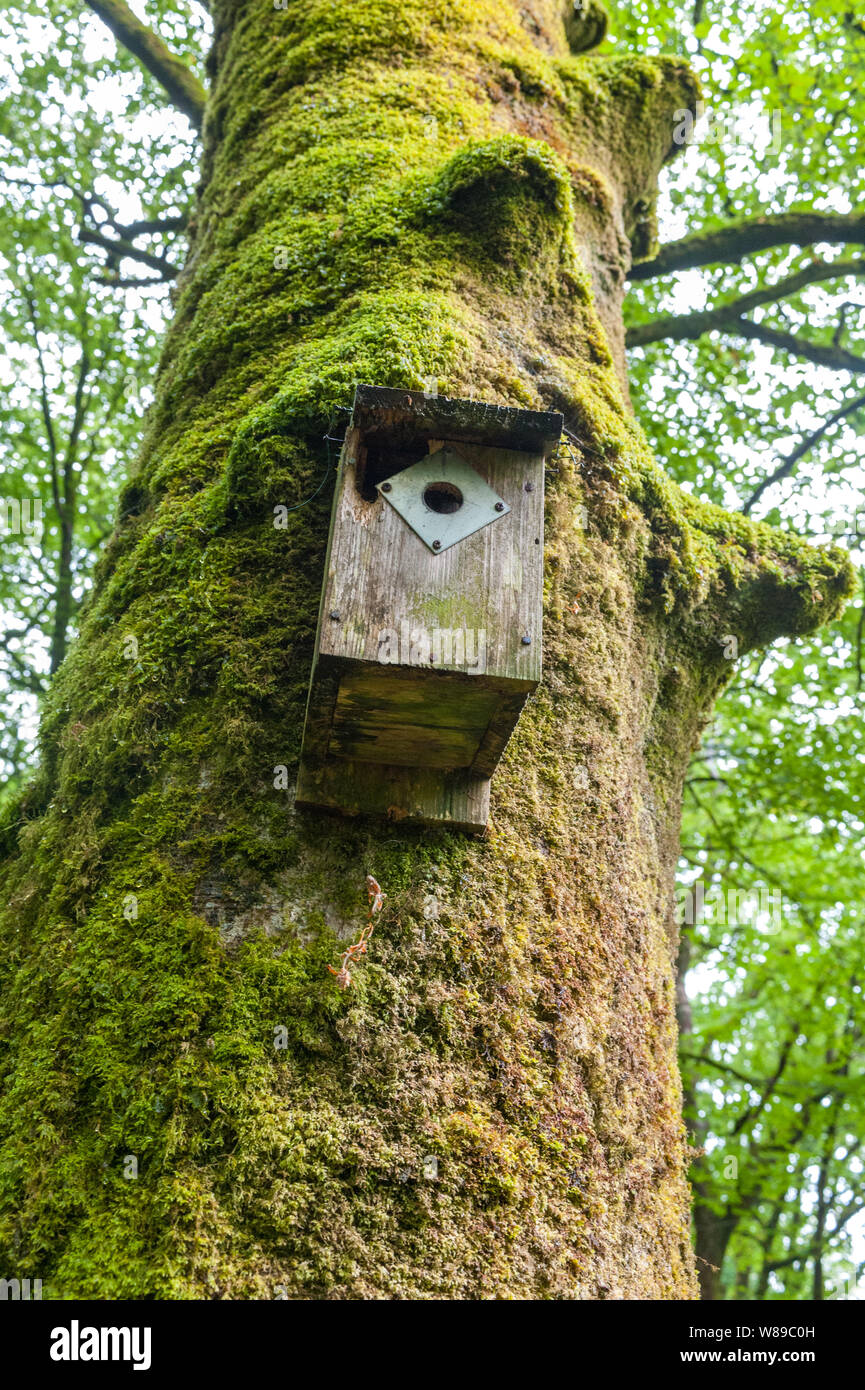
295, 756, 491, 834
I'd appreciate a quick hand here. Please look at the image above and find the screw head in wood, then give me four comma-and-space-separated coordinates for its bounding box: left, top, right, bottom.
524, 481, 534, 492
521, 634, 532, 645
329, 610, 341, 621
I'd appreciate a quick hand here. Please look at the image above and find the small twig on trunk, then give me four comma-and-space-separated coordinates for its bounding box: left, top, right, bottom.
327, 875, 386, 989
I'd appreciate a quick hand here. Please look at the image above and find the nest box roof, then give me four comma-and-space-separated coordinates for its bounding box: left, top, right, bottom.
350, 384, 563, 457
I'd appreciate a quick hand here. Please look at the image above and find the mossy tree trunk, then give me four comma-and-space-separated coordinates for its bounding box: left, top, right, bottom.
0, 0, 852, 1299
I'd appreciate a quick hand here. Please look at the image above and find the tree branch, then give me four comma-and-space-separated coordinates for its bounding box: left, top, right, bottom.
97, 275, 173, 289
0, 639, 47, 698
630, 212, 865, 281
1, 176, 187, 237
78, 228, 180, 279
733, 319, 865, 373
742, 391, 865, 515
856, 573, 865, 696
83, 0, 207, 131
627, 258, 865, 349
114, 215, 187, 237
23, 290, 64, 521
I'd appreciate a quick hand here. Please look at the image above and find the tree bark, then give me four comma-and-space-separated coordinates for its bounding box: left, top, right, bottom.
0, 0, 853, 1299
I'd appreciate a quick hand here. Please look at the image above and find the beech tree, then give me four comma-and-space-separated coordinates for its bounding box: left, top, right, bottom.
0, 0, 857, 1299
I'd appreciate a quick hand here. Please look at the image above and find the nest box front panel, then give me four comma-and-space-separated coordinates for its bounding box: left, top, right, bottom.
296, 386, 561, 832
319, 439, 543, 684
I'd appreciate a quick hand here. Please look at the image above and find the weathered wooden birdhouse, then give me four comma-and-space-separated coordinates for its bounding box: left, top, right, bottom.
296, 385, 562, 832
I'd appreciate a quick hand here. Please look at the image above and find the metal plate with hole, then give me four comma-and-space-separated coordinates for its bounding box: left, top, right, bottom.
376, 447, 510, 554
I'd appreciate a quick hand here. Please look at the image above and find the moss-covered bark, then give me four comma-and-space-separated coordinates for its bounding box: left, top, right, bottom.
0, 0, 853, 1299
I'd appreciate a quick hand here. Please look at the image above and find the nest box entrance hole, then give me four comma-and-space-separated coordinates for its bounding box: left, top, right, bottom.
355, 428, 430, 501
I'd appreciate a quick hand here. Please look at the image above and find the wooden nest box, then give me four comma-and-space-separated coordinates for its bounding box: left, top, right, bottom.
296, 385, 562, 832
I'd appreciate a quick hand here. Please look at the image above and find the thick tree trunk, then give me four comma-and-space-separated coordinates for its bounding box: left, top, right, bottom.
678, 920, 738, 1301
693, 1197, 737, 1302
0, 0, 852, 1299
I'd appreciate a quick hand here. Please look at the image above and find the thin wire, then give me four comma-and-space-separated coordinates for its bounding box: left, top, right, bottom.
282, 407, 350, 514
281, 455, 335, 513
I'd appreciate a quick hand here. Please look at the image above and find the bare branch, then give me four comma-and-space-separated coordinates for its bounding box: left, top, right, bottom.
733, 319, 865, 373
83, 0, 207, 131
0, 638, 47, 697
627, 258, 865, 349
114, 215, 187, 237
742, 391, 865, 515
630, 211, 865, 280
22, 291, 64, 521
1, 174, 187, 279
63, 340, 93, 484
97, 275, 173, 289
78, 228, 179, 279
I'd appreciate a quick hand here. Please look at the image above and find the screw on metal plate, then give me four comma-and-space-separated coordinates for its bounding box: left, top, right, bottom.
375, 447, 511, 554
